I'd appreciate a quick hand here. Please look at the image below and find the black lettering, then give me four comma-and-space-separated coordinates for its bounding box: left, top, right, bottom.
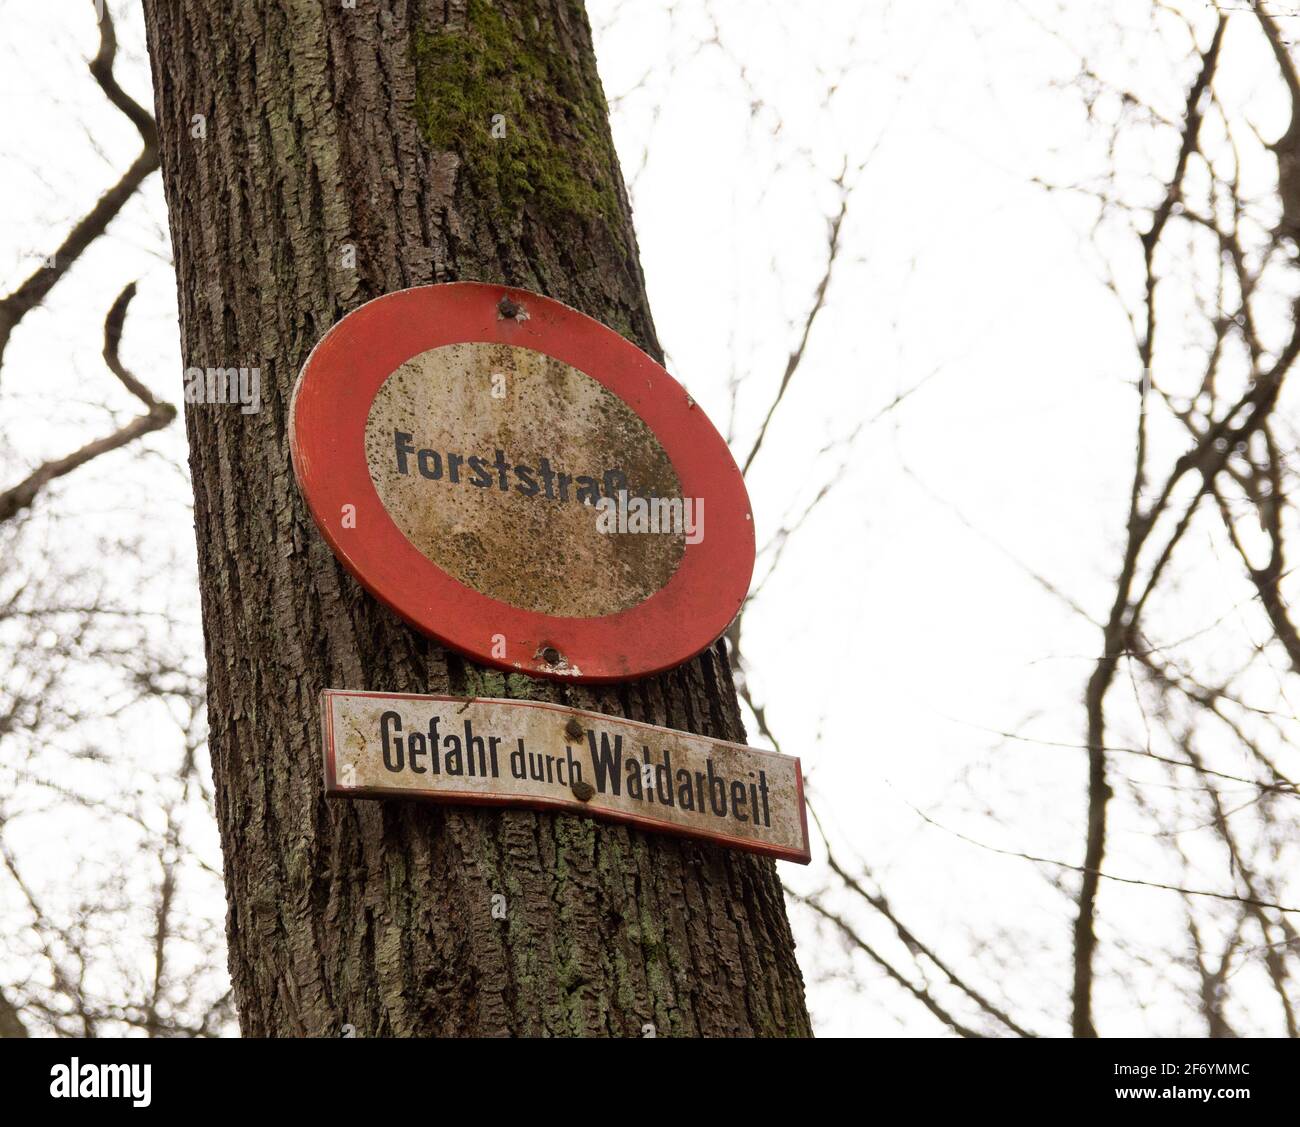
655, 748, 675, 807
538, 457, 557, 499
512, 465, 538, 496
388, 446, 663, 516
380, 710, 404, 771
427, 716, 441, 774
603, 468, 628, 499
407, 731, 428, 774
730, 781, 748, 822
464, 719, 486, 776
676, 768, 695, 811
443, 733, 463, 775
565, 743, 584, 787
393, 432, 415, 476
706, 759, 727, 817
514, 464, 539, 496
587, 729, 623, 794
417, 449, 442, 479
493, 450, 511, 491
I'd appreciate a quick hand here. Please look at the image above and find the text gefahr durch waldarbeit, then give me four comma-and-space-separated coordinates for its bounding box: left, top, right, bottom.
375, 711, 773, 827
391, 429, 638, 505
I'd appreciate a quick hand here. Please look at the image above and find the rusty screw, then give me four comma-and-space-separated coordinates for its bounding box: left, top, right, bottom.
571, 780, 595, 802
541, 645, 561, 666
564, 717, 584, 742
498, 295, 522, 319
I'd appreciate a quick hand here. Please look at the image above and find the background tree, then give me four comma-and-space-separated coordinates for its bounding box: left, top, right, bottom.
787, 0, 1300, 1037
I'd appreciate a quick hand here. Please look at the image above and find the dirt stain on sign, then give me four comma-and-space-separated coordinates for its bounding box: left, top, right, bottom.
364, 343, 685, 617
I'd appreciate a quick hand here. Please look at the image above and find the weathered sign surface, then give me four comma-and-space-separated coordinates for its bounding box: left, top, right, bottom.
290, 283, 755, 682
322, 690, 811, 864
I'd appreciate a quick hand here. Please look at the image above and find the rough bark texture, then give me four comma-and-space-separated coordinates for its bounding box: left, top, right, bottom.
141, 0, 810, 1037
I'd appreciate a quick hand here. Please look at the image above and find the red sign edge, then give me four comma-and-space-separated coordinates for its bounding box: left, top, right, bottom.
320, 688, 811, 866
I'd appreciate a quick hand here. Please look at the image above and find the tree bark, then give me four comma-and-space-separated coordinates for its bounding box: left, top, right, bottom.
142, 0, 810, 1037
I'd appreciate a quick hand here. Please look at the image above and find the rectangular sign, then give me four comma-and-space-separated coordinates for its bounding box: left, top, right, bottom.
321, 690, 810, 864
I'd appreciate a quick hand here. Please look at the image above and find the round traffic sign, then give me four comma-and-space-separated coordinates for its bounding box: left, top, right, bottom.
290, 283, 754, 682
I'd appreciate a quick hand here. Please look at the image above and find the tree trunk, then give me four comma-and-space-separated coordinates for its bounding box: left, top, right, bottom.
142, 0, 810, 1037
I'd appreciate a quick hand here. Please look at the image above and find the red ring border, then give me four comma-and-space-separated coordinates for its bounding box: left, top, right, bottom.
289, 283, 756, 683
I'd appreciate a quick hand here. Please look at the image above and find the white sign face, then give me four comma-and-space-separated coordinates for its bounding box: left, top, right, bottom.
322, 690, 810, 864
364, 342, 686, 618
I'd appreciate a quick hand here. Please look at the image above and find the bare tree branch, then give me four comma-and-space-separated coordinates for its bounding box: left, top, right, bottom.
0, 1, 159, 375
0, 282, 175, 524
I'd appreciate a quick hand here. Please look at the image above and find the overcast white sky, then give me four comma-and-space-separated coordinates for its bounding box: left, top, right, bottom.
2, 0, 1298, 1037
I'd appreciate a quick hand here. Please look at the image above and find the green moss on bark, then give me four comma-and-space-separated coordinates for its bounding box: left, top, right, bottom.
412, 0, 627, 247
462, 666, 508, 698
